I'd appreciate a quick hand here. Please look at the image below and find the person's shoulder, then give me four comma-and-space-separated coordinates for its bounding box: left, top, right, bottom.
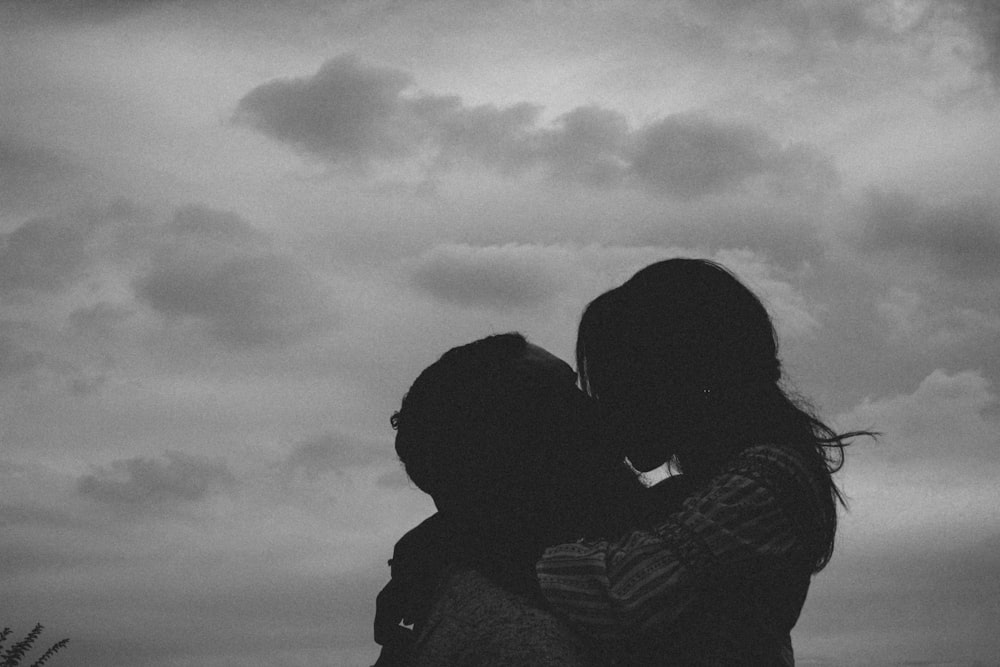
732, 442, 823, 485
727, 443, 831, 531
436, 568, 557, 627
417, 567, 597, 666
681, 442, 828, 532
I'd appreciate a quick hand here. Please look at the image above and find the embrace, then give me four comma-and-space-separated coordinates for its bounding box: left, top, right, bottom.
373, 258, 872, 666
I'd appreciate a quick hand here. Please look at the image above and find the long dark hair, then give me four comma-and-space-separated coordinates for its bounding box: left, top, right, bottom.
577, 258, 874, 572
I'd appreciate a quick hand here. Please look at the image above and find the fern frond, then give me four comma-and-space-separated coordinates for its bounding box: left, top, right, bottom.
0, 623, 42, 666
28, 638, 68, 667
0, 625, 68, 667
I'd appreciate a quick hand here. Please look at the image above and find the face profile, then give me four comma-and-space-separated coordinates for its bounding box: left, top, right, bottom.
377, 332, 633, 666
576, 258, 788, 476
390, 333, 617, 539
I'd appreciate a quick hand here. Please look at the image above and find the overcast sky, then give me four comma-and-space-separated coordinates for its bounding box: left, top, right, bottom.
2, 1, 999, 665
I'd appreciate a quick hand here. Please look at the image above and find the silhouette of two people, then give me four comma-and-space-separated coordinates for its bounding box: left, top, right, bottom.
375, 259, 872, 666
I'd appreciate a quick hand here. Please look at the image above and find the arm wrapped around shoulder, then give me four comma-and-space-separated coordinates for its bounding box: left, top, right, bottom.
537, 444, 827, 641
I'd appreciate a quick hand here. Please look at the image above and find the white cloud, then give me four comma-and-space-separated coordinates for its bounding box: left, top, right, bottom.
795, 368, 1000, 663
714, 248, 822, 339
842, 368, 997, 464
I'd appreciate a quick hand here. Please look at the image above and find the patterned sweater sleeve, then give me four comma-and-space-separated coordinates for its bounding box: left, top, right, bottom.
536, 444, 825, 641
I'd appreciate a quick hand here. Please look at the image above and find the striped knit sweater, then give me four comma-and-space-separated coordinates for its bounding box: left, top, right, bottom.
537, 444, 827, 666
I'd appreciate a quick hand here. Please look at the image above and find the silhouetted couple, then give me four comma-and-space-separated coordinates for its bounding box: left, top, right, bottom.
374, 258, 871, 666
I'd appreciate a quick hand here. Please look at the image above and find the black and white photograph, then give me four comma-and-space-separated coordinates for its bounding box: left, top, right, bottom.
2, 1, 999, 665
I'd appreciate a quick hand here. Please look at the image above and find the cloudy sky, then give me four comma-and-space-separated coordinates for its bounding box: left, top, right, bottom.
2, 1, 999, 664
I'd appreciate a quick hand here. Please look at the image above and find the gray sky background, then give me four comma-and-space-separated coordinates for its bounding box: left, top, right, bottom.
2, 1, 999, 665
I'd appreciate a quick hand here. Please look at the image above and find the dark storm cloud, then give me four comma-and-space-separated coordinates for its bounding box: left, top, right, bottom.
0, 203, 330, 353
0, 215, 93, 295
236, 56, 837, 199
0, 137, 79, 208
2, 0, 197, 24
164, 203, 260, 243
430, 99, 544, 174
953, 0, 1000, 84
860, 189, 1000, 280
77, 451, 234, 507
136, 254, 328, 347
540, 106, 631, 187
134, 205, 335, 348
67, 302, 133, 339
280, 433, 389, 478
410, 244, 565, 310
235, 55, 546, 172
234, 55, 420, 164
695, 0, 878, 45
0, 333, 43, 379
629, 114, 838, 199
0, 201, 147, 298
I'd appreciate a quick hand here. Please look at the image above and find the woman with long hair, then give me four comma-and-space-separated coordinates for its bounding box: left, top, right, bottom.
537, 258, 874, 665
